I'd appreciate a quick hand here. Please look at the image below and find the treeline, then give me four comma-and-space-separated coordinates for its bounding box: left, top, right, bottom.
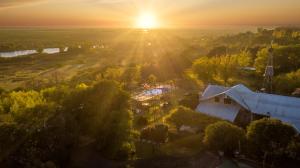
192, 27, 300, 95
204, 119, 300, 167
0, 80, 134, 167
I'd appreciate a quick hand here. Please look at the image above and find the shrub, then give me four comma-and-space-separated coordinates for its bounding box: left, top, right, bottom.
165, 106, 220, 132
2, 90, 46, 115
203, 121, 245, 155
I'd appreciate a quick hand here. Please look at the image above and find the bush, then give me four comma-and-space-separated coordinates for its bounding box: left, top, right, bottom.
165, 106, 220, 132
140, 124, 168, 144
246, 118, 297, 158
203, 121, 245, 155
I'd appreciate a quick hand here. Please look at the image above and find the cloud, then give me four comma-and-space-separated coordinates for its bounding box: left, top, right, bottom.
0, 0, 45, 8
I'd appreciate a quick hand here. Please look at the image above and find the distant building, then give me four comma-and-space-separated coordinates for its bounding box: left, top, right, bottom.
196, 84, 300, 132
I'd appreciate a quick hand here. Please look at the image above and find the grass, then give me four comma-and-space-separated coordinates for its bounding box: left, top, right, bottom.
0, 49, 110, 90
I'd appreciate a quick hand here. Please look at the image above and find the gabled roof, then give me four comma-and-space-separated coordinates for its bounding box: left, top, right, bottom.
202, 85, 229, 98
200, 84, 300, 132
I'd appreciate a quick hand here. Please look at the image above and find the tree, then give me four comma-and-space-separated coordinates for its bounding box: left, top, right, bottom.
63, 80, 134, 158
217, 55, 239, 85
41, 85, 72, 104
192, 53, 252, 85
208, 46, 227, 57
192, 57, 216, 83
147, 74, 157, 86
103, 67, 124, 81
135, 116, 148, 128
254, 45, 300, 75
178, 93, 199, 109
122, 66, 141, 88
1, 90, 46, 116
246, 118, 296, 162
274, 69, 300, 95
203, 121, 245, 155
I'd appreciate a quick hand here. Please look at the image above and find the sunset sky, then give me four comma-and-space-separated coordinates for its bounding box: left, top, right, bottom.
1, 0, 300, 28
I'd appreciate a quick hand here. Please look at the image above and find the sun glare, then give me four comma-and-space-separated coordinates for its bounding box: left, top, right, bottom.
136, 13, 158, 29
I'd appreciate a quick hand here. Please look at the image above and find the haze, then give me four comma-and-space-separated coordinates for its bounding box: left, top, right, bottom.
0, 0, 300, 27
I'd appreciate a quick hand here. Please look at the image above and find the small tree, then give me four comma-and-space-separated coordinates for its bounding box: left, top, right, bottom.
192, 57, 216, 83
246, 118, 296, 162
203, 121, 245, 156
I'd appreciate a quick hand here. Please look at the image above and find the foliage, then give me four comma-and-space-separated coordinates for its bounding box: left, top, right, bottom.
192, 57, 217, 83
287, 137, 300, 160
203, 121, 245, 155
192, 52, 252, 85
147, 74, 157, 86
0, 80, 135, 166
135, 115, 149, 128
63, 80, 134, 158
208, 46, 227, 57
254, 47, 269, 74
255, 45, 300, 75
41, 85, 72, 104
0, 123, 26, 159
103, 67, 124, 81
1, 90, 46, 116
140, 124, 169, 144
122, 66, 141, 88
166, 106, 220, 131
1, 27, 300, 165
178, 93, 199, 109
246, 118, 297, 157
274, 69, 300, 94
161, 134, 204, 156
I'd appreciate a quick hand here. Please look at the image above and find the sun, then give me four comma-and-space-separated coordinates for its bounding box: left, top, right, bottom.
136, 13, 158, 29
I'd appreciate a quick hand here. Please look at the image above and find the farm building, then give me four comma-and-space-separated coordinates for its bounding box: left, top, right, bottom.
196, 84, 300, 132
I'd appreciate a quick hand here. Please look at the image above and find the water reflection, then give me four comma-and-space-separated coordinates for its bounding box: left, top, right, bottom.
0, 50, 38, 58
42, 48, 60, 54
